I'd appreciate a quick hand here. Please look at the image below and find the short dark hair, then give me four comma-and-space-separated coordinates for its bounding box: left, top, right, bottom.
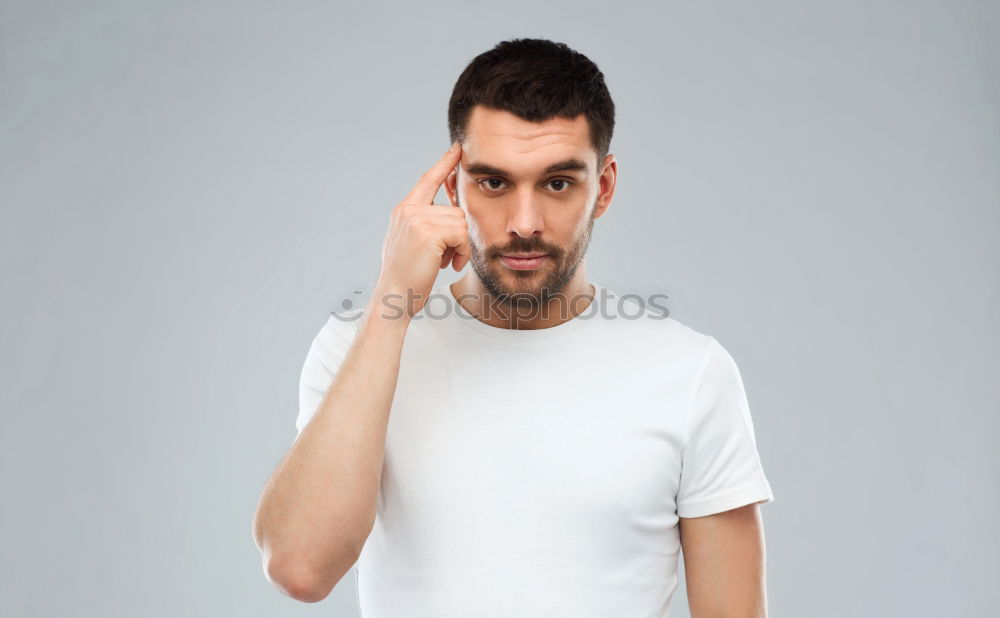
447, 38, 615, 166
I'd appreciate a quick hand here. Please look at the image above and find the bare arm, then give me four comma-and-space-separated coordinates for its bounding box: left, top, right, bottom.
252, 306, 409, 602
251, 141, 470, 603
679, 503, 769, 618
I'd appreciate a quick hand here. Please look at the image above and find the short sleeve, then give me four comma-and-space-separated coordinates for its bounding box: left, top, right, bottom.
675, 337, 775, 518
295, 311, 363, 440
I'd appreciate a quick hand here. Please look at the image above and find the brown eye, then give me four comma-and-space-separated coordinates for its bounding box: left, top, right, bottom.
548, 179, 573, 192
478, 178, 507, 192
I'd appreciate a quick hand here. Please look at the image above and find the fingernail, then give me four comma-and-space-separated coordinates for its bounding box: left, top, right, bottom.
449, 141, 459, 151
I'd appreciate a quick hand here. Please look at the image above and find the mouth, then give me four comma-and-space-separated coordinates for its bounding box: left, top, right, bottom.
499, 254, 549, 271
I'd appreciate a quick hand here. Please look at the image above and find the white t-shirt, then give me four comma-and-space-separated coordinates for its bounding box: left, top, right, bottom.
296, 282, 774, 617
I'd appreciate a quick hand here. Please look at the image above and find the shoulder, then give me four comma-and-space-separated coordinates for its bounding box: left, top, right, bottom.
595, 284, 717, 364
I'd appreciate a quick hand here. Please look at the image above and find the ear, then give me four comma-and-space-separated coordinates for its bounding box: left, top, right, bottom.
592, 154, 617, 220
444, 168, 459, 206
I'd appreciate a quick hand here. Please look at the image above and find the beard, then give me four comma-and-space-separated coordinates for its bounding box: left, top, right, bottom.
460, 196, 597, 311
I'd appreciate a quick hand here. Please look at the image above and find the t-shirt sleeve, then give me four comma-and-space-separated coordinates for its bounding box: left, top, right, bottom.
295, 311, 363, 440
675, 336, 775, 518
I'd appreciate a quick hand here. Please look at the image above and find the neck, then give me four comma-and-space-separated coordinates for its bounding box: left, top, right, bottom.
450, 265, 595, 331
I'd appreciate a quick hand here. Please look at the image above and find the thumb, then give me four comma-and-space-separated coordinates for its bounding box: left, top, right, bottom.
451, 243, 471, 272
440, 246, 456, 269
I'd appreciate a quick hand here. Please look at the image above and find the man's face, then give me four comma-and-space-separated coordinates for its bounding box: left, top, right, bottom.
445, 105, 617, 305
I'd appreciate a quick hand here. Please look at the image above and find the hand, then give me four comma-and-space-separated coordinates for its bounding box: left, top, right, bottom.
371, 141, 470, 320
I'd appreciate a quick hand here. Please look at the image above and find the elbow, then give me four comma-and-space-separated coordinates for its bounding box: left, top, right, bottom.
263, 548, 359, 603
264, 553, 331, 603
252, 501, 369, 602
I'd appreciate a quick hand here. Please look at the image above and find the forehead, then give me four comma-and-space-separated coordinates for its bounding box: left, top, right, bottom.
463, 105, 594, 175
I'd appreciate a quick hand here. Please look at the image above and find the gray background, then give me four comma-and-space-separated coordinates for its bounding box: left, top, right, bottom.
2, 1, 997, 616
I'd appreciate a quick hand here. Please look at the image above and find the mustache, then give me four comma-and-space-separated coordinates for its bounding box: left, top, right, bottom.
485, 238, 561, 258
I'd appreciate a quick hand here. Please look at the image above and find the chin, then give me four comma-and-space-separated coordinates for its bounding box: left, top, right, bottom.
504, 276, 557, 298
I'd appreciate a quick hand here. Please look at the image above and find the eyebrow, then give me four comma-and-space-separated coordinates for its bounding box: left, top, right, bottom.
463, 157, 589, 177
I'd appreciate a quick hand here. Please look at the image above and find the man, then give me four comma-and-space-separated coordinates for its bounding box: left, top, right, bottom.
253, 38, 775, 617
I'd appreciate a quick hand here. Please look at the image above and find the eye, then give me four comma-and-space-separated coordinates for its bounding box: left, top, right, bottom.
476, 177, 576, 193
547, 178, 574, 192
476, 177, 575, 193
477, 178, 508, 192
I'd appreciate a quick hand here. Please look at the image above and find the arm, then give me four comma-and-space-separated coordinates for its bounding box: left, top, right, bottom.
251, 141, 469, 603
679, 502, 769, 618
252, 306, 409, 602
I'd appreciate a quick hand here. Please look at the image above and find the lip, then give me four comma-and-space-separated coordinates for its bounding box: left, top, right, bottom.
500, 254, 549, 270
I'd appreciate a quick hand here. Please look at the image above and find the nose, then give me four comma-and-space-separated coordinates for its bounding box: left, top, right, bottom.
506, 188, 544, 238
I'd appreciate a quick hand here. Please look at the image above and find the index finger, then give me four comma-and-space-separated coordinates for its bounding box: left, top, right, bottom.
404, 141, 463, 205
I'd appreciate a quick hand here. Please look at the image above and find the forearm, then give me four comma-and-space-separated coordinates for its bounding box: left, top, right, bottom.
253, 302, 409, 599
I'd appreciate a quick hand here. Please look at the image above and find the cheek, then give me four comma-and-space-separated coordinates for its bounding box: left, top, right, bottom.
549, 207, 590, 237
455, 204, 486, 247
461, 196, 501, 229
